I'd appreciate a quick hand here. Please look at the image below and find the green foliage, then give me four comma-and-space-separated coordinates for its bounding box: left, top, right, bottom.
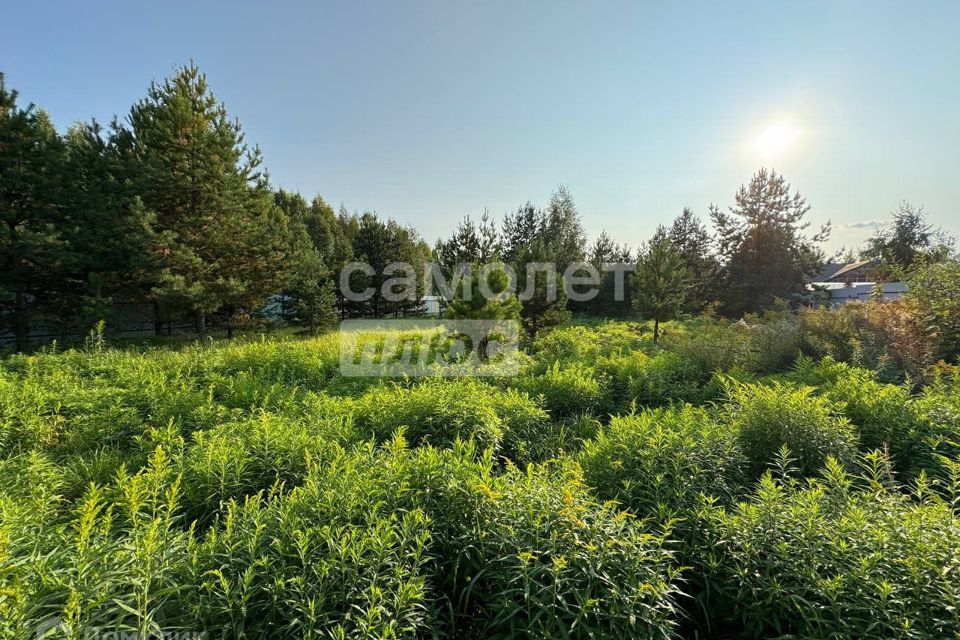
792, 357, 935, 475
1, 319, 959, 637
906, 258, 960, 362
527, 321, 651, 366
510, 361, 603, 418
665, 312, 803, 375
446, 460, 680, 638
631, 226, 689, 342
711, 168, 828, 315
696, 461, 960, 638
580, 406, 745, 519
0, 73, 76, 350
120, 64, 319, 334
799, 300, 934, 382
444, 262, 522, 324
351, 378, 549, 462
862, 201, 952, 272
668, 207, 721, 313
598, 349, 709, 410
723, 380, 858, 477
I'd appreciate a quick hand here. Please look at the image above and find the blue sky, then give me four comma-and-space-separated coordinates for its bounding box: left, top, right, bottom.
4, 1, 959, 252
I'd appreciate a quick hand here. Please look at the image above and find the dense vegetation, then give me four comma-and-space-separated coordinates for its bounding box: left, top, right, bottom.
2, 311, 959, 638
4, 60, 960, 639
4, 64, 957, 351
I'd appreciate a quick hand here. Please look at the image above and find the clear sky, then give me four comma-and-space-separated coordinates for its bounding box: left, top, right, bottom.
4, 1, 959, 252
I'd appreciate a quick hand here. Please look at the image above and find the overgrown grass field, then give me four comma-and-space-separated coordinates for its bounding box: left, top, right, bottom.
2, 316, 960, 638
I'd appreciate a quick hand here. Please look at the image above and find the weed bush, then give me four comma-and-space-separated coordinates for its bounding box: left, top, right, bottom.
792, 357, 934, 475
723, 381, 858, 477
598, 350, 708, 410
351, 378, 550, 462
695, 460, 960, 638
509, 361, 604, 418
580, 406, 745, 519
800, 300, 933, 382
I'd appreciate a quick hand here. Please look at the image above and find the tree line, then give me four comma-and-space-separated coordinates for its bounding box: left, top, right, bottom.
2, 64, 954, 350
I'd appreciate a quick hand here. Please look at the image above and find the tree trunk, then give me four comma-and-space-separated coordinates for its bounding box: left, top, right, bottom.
653, 318, 660, 344
197, 313, 206, 338
14, 290, 29, 352
226, 317, 234, 340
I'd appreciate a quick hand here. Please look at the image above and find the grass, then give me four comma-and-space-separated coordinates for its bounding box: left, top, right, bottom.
1, 317, 959, 638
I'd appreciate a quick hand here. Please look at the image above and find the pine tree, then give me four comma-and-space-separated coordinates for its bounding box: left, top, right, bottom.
122, 64, 307, 335
62, 121, 155, 329
445, 264, 521, 321
501, 203, 544, 264
436, 210, 501, 274
346, 212, 430, 318
631, 227, 689, 343
274, 190, 350, 327
0, 74, 74, 350
515, 240, 571, 336
567, 231, 633, 317
668, 207, 720, 313
544, 185, 586, 274
711, 169, 828, 316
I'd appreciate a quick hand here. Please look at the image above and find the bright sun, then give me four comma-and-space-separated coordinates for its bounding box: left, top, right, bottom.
752, 120, 801, 159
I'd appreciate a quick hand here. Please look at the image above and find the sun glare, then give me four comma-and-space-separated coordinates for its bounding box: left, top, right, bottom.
752, 120, 801, 159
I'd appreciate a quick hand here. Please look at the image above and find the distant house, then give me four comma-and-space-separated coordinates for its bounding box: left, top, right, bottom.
820, 259, 876, 284
808, 259, 906, 307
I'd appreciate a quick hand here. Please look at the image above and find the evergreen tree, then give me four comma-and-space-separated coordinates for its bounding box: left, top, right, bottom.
668, 207, 720, 313
63, 121, 155, 328
544, 185, 586, 274
274, 189, 350, 328
501, 202, 544, 264
346, 212, 430, 318
436, 210, 501, 274
631, 227, 689, 343
445, 264, 521, 322
0, 74, 74, 350
711, 169, 828, 316
122, 64, 308, 335
514, 241, 571, 336
569, 231, 633, 316
862, 202, 954, 275
501, 198, 573, 335
445, 263, 521, 359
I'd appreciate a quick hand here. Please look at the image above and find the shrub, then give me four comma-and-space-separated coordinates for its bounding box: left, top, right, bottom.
202, 334, 340, 389
181, 409, 355, 523
915, 365, 960, 465
906, 259, 960, 362
1, 448, 191, 636
180, 446, 433, 638
792, 357, 933, 475
663, 313, 802, 376
598, 350, 707, 411
723, 381, 858, 477
352, 379, 549, 461
446, 460, 680, 638
799, 300, 933, 382
527, 322, 651, 367
580, 406, 745, 520
695, 460, 960, 638
509, 361, 604, 418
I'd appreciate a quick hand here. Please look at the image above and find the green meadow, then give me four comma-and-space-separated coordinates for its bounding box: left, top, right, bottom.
2, 315, 959, 639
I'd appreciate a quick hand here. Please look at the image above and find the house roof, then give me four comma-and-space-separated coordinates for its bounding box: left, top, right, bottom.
811, 262, 844, 282
826, 259, 876, 281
